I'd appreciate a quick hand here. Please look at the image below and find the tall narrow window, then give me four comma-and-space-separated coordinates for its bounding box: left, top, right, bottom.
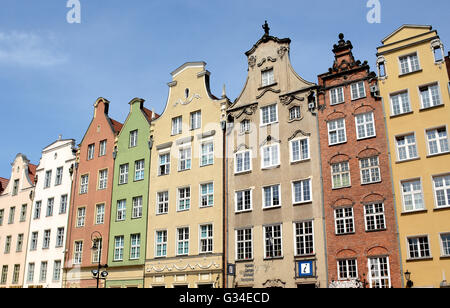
190, 111, 201, 130
235, 189, 252, 212
55, 167, 63, 186
263, 184, 281, 209
261, 104, 278, 125
33, 201, 41, 220
292, 179, 311, 204
334, 207, 354, 235
39, 261, 48, 283
80, 175, 89, 194
27, 263, 35, 283
99, 140, 107, 156
12, 179, 19, 196
53, 261, 62, 282
56, 227, 65, 247
73, 241, 83, 264
290, 138, 309, 162
172, 116, 182, 135
130, 234, 141, 260
289, 106, 301, 120
331, 161, 350, 189
59, 194, 68, 214
117, 200, 126, 221
42, 230, 51, 249
114, 236, 124, 261
96, 204, 105, 224
12, 265, 20, 284
176, 228, 189, 256
159, 153, 170, 176
46, 198, 54, 217
294, 221, 314, 256
20, 204, 27, 222
44, 170, 52, 188
16, 234, 23, 252
92, 238, 102, 263
235, 150, 251, 173
30, 232, 38, 251
360, 156, 381, 184
132, 196, 143, 218
200, 224, 213, 254
200, 183, 214, 208
157, 191, 169, 215
200, 142, 214, 166
264, 224, 282, 258
77, 207, 86, 227
134, 160, 145, 181
119, 164, 129, 184
8, 207, 15, 224
177, 187, 191, 211
240, 120, 250, 133
261, 144, 280, 168
4, 236, 11, 253
433, 175, 450, 208
364, 203, 386, 231
87, 144, 95, 160
236, 228, 253, 261
156, 231, 167, 257
129, 130, 138, 148
98, 169, 108, 190
179, 147, 191, 171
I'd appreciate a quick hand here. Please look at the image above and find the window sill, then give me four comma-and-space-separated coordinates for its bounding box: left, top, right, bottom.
426, 151, 450, 159
335, 232, 355, 236
235, 209, 253, 214
361, 180, 382, 186
406, 256, 433, 262
263, 256, 283, 261
260, 122, 279, 128
419, 104, 444, 112
294, 254, 316, 259
156, 212, 168, 216
261, 165, 280, 171
440, 255, 450, 260
262, 205, 282, 211
234, 170, 252, 176
365, 228, 387, 233
330, 101, 345, 107
258, 82, 278, 91
356, 135, 377, 141
328, 141, 347, 147
235, 259, 254, 263
399, 69, 423, 78
433, 206, 450, 212
291, 158, 311, 165
401, 209, 428, 216
395, 157, 420, 164
332, 185, 352, 190
293, 201, 312, 206
351, 96, 367, 102
390, 111, 413, 119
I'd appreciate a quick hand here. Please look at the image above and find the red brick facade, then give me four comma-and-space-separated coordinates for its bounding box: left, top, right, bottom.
317, 34, 401, 288
64, 98, 122, 287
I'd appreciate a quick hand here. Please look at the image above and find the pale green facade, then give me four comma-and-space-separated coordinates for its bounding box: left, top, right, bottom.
106, 98, 155, 287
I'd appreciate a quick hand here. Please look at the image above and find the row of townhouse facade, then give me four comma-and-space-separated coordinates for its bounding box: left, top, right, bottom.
0, 23, 449, 288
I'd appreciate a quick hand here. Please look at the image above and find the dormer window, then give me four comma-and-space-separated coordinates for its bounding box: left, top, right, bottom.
261, 69, 274, 87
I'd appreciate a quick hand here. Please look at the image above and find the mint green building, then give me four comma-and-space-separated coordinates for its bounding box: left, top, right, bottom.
105, 98, 156, 288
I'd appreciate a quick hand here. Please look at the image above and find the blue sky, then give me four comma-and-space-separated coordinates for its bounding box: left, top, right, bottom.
0, 0, 449, 177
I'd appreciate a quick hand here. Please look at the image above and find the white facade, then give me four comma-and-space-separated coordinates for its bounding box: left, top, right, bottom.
23, 139, 76, 288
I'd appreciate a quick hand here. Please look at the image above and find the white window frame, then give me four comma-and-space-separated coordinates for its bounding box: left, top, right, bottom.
95, 203, 105, 225
395, 133, 418, 161
98, 169, 108, 190
293, 220, 314, 256
350, 81, 366, 100
440, 233, 450, 257
114, 236, 124, 261
235, 189, 252, 213
80, 174, 89, 194
155, 230, 167, 258
158, 153, 170, 176
129, 130, 138, 148
176, 227, 189, 256
399, 52, 420, 75
157, 191, 169, 215
240, 119, 251, 133
368, 257, 391, 288
130, 234, 141, 260
116, 200, 126, 221
200, 141, 214, 167
53, 260, 61, 282
289, 106, 301, 120
199, 224, 213, 254
334, 207, 355, 235
260, 104, 278, 126
327, 118, 347, 145
407, 235, 431, 260
132, 196, 143, 218
261, 68, 274, 87
190, 111, 201, 130
364, 203, 386, 231
261, 144, 280, 169
119, 164, 129, 184
262, 184, 281, 209
44, 170, 52, 188
331, 161, 351, 189
390, 91, 411, 116
401, 179, 425, 212
290, 137, 310, 163
59, 194, 68, 214
199, 182, 214, 208
99, 140, 107, 157
55, 167, 63, 186
330, 87, 345, 105
177, 187, 191, 212
263, 224, 283, 259
426, 127, 449, 156
419, 83, 442, 109
235, 228, 253, 261
292, 179, 312, 204
178, 146, 192, 171
171, 116, 182, 135
42, 229, 51, 249
76, 207, 86, 227
73, 241, 83, 265
360, 156, 381, 185
355, 112, 376, 140
56, 227, 65, 247
134, 159, 145, 181
337, 259, 358, 280
234, 150, 252, 174
433, 174, 450, 209
87, 144, 95, 160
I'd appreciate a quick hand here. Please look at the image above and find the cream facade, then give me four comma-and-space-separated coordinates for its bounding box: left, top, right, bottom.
24, 138, 76, 288
225, 27, 327, 288
144, 62, 229, 288
0, 154, 36, 288
377, 25, 450, 288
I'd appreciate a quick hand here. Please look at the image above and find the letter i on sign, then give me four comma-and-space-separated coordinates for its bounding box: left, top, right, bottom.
67, 0, 81, 24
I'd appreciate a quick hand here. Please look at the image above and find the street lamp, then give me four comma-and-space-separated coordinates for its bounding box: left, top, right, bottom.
404, 270, 413, 288
91, 231, 108, 288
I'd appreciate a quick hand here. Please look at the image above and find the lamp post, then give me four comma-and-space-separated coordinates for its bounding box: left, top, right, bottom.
91, 231, 108, 288
404, 270, 413, 288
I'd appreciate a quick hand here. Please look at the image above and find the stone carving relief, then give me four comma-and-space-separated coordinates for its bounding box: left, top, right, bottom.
173, 93, 201, 107
248, 56, 256, 69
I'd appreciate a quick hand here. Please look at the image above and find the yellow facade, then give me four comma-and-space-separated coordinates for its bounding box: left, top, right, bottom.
144, 62, 229, 288
377, 25, 450, 288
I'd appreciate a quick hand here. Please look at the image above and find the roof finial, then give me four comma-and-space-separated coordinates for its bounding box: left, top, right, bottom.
262, 20, 270, 36
222, 84, 226, 98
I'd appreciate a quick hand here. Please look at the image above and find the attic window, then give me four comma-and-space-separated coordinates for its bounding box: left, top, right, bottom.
261, 69, 274, 87
185, 88, 190, 99
433, 46, 444, 63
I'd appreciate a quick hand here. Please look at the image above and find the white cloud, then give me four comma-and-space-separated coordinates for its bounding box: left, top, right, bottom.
0, 31, 68, 67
